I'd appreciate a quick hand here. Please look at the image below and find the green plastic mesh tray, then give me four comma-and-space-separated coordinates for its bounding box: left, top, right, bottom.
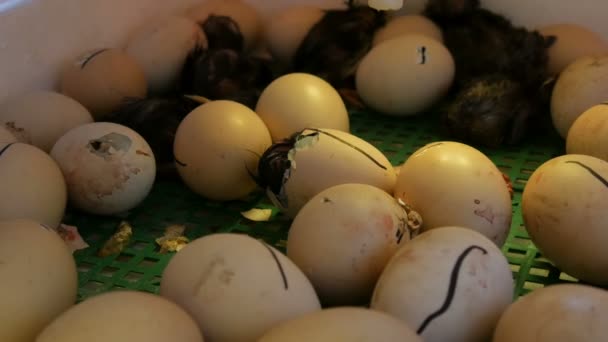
67, 109, 577, 302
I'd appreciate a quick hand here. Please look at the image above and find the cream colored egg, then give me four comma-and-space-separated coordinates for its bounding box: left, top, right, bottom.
493, 284, 608, 342
0, 219, 77, 342
566, 103, 608, 161
255, 73, 349, 142
287, 183, 420, 306
173, 100, 271, 201
551, 55, 608, 138
394, 141, 512, 246
522, 154, 608, 285
60, 48, 147, 119
258, 307, 422, 342
126, 15, 206, 94
539, 23, 608, 75
186, 0, 262, 50
264, 5, 324, 66
0, 125, 17, 143
373, 15, 443, 47
266, 128, 396, 218
0, 91, 93, 152
50, 122, 156, 215
371, 226, 514, 342
0, 142, 67, 227
356, 34, 455, 116
160, 233, 321, 342
37, 291, 204, 342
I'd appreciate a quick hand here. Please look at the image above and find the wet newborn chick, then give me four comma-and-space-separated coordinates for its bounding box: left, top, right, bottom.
424, 0, 556, 147
291, 0, 388, 108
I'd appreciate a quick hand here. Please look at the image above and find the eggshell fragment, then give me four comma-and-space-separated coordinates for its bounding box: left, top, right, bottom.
60, 48, 147, 119
259, 307, 422, 342
287, 183, 420, 306
493, 284, 608, 342
371, 226, 514, 342
173, 100, 272, 201
373, 15, 443, 47
394, 141, 512, 246
0, 91, 93, 152
539, 23, 608, 75
0, 142, 67, 228
551, 55, 608, 138
37, 291, 204, 342
522, 154, 608, 285
0, 219, 77, 342
126, 15, 206, 94
264, 5, 324, 66
186, 0, 262, 50
160, 233, 321, 342
267, 128, 396, 218
255, 73, 350, 142
356, 34, 455, 116
50, 122, 156, 215
566, 103, 608, 161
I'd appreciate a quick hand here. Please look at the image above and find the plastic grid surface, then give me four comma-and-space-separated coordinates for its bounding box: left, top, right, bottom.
68, 110, 577, 302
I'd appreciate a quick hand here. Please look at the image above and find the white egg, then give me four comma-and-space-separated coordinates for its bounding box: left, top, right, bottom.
37, 291, 204, 342
255, 73, 350, 142
125, 15, 206, 94
160, 233, 321, 342
566, 103, 608, 161
261, 128, 396, 218
493, 284, 608, 342
0, 91, 93, 152
173, 100, 272, 201
264, 5, 324, 66
394, 141, 512, 246
373, 15, 443, 47
259, 307, 422, 342
0, 219, 77, 342
356, 34, 455, 116
522, 154, 608, 285
0, 142, 67, 227
371, 226, 514, 342
287, 183, 421, 306
0, 125, 17, 143
50, 122, 156, 215
60, 48, 147, 119
551, 55, 608, 138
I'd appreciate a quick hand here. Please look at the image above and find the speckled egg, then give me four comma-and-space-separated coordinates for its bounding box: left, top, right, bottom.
50, 122, 156, 215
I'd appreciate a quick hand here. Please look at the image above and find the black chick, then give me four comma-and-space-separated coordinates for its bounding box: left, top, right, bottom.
424, 0, 556, 147
199, 14, 245, 52
105, 96, 202, 179
178, 45, 276, 109
291, 0, 388, 108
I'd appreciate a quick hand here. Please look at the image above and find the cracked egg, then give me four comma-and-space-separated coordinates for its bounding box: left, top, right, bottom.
394, 141, 512, 247
50, 122, 156, 215
256, 128, 396, 218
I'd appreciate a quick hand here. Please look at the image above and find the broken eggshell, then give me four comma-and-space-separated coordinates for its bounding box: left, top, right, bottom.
394, 141, 512, 247
287, 183, 422, 306
257, 128, 396, 218
50, 122, 156, 216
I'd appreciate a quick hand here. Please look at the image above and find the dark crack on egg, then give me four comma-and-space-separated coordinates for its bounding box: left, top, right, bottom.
87, 133, 132, 158
417, 46, 428, 64
80, 48, 109, 69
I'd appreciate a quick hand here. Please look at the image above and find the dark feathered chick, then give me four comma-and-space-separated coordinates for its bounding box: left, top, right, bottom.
200, 14, 245, 51
105, 96, 202, 178
179, 45, 276, 109
423, 0, 556, 147
290, 0, 388, 107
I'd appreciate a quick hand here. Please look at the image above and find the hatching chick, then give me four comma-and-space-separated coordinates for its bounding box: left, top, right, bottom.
200, 14, 244, 51
179, 46, 276, 109
424, 0, 556, 147
291, 0, 388, 107
105, 96, 202, 178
